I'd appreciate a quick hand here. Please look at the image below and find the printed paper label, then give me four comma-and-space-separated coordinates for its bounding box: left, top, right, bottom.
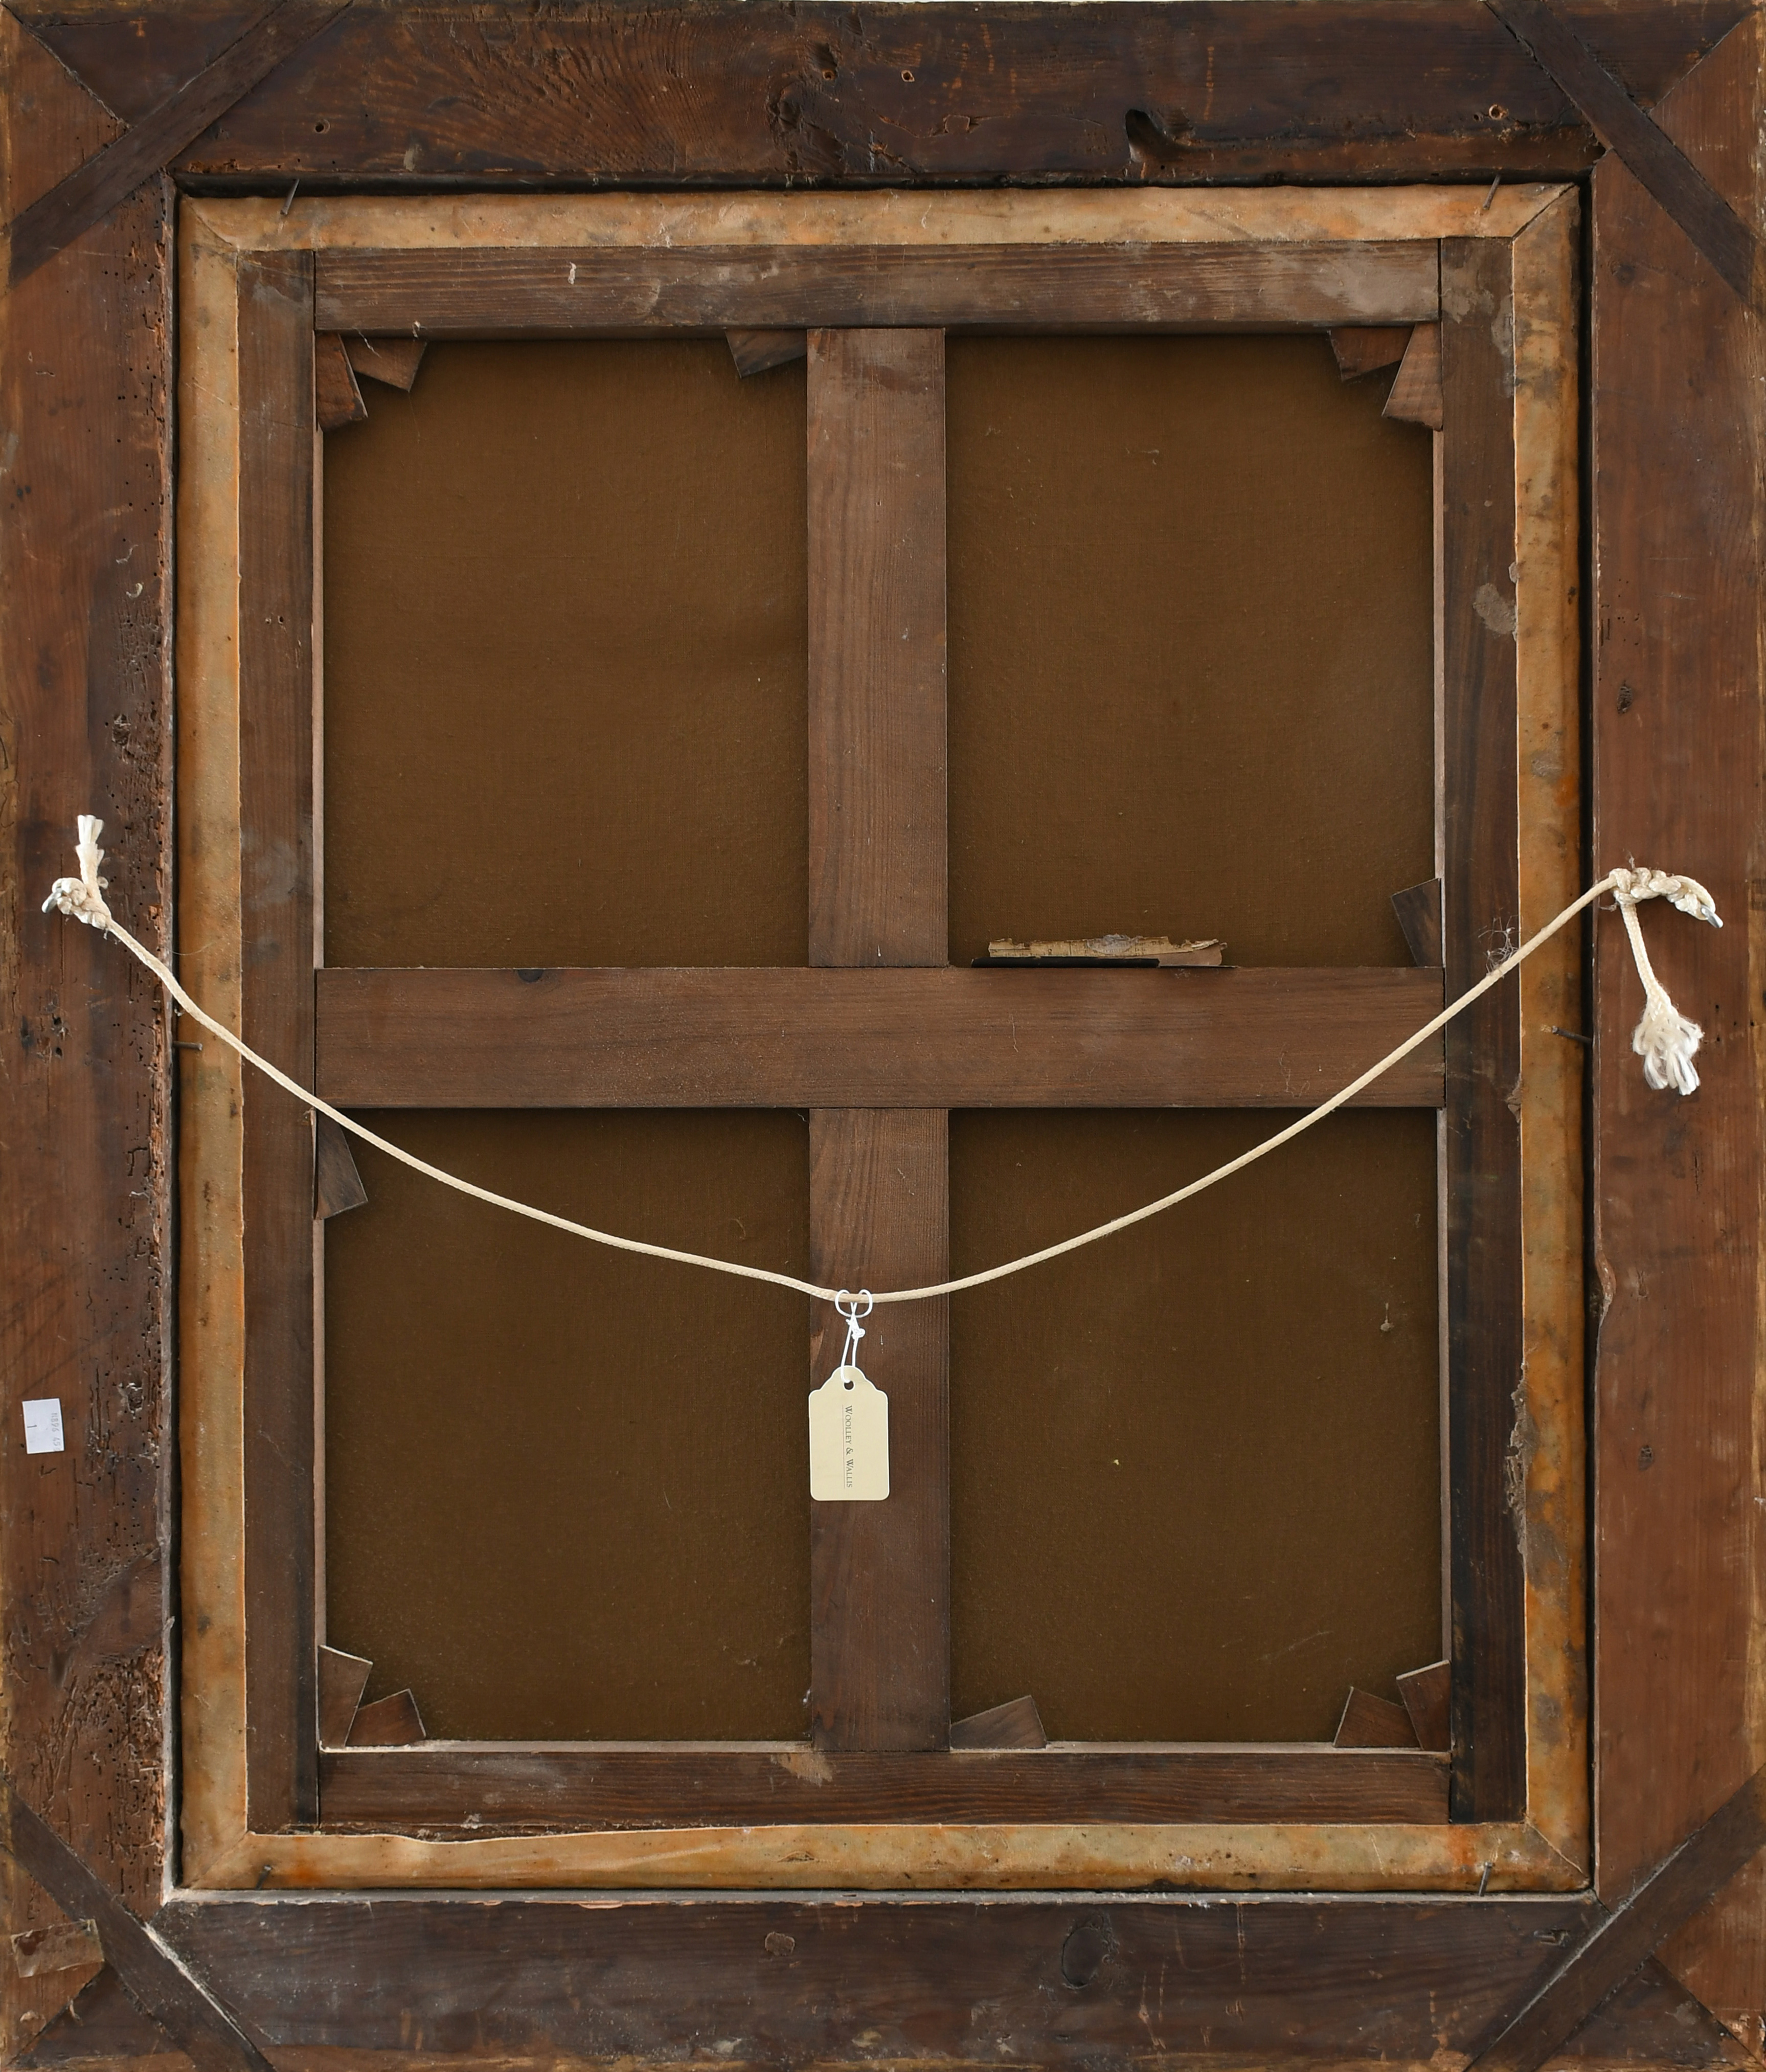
22, 1400, 64, 1455
808, 1366, 889, 1501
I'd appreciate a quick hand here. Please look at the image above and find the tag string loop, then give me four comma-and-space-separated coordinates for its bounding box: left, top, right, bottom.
43, 819, 1720, 1309
834, 1290, 873, 1370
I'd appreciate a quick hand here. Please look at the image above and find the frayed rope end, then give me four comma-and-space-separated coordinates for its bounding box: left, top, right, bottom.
41, 814, 112, 931
1632, 992, 1705, 1095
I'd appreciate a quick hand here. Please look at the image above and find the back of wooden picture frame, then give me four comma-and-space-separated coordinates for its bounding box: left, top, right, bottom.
3, 3, 1762, 2062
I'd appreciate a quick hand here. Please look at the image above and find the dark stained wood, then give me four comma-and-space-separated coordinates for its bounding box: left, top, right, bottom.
1330, 324, 1413, 378
316, 244, 1441, 342
341, 333, 424, 389
237, 250, 319, 1832
1590, 16, 1766, 2024
1385, 319, 1444, 429
344, 1691, 424, 1748
1439, 236, 1525, 1824
4, 0, 350, 283
805, 325, 949, 1752
319, 1743, 1448, 1829
315, 1646, 371, 1747
1470, 1765, 1766, 2072
314, 966, 1448, 1110
1559, 1955, 1760, 2066
728, 328, 806, 377
311, 1112, 366, 1218
141, 1893, 1600, 2062
1398, 1659, 1453, 1753
312, 330, 364, 430
1334, 1689, 1421, 1749
807, 327, 946, 966
18, 1, 1745, 183
1487, 0, 1762, 308
949, 1696, 1047, 1749
1392, 878, 1445, 966
33, 1908, 1737, 2071
809, 1111, 949, 1751
0, 17, 172, 2057
1, 1776, 273, 2072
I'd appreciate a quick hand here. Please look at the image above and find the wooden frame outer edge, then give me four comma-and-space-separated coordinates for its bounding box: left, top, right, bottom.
1509, 188, 1589, 1878
177, 208, 251, 1888
175, 187, 1586, 1894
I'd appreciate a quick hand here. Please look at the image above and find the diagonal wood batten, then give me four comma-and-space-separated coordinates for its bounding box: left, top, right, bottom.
807, 329, 951, 1751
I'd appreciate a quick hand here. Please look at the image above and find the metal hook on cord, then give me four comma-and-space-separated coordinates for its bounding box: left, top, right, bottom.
834, 1289, 873, 1376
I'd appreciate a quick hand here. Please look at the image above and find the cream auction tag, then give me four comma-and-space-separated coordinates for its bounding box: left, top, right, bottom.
809, 1366, 890, 1501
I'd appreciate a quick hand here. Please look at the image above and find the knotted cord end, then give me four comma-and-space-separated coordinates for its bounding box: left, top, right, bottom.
1609, 865, 1723, 1096
41, 815, 114, 932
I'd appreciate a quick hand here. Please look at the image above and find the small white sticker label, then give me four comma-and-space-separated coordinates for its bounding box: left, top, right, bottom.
22, 1400, 64, 1455
809, 1366, 889, 1501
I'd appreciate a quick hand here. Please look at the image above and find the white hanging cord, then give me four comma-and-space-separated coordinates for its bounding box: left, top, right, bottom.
833, 1290, 873, 1369
45, 818, 1719, 1309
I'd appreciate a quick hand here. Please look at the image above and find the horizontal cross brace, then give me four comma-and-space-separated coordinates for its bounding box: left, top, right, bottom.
314, 240, 1441, 337
314, 965, 1446, 1110
318, 1743, 1448, 1830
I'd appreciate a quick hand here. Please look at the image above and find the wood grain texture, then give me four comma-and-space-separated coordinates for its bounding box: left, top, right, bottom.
318, 1743, 1447, 1830
143, 1893, 1602, 2062
311, 1111, 365, 1218
809, 1111, 949, 1751
19, 1, 1746, 183
341, 333, 423, 389
311, 330, 363, 430
1331, 324, 1413, 378
1486, 0, 1762, 307
1440, 235, 1525, 1824
1470, 1765, 1766, 2072
807, 328, 946, 967
1334, 1690, 1421, 1749
315, 1647, 370, 1747
4, 0, 349, 283
1399, 1659, 1453, 1752
728, 327, 806, 377
344, 1691, 423, 1748
2, 1777, 272, 2072
236, 250, 318, 1831
949, 1696, 1047, 1750
315, 242, 1441, 340
1392, 879, 1445, 965
1590, 13, 1766, 2027
1385, 320, 1444, 429
806, 326, 947, 1752
0, 18, 172, 2059
31, 1931, 1737, 2070
314, 966, 1447, 1109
